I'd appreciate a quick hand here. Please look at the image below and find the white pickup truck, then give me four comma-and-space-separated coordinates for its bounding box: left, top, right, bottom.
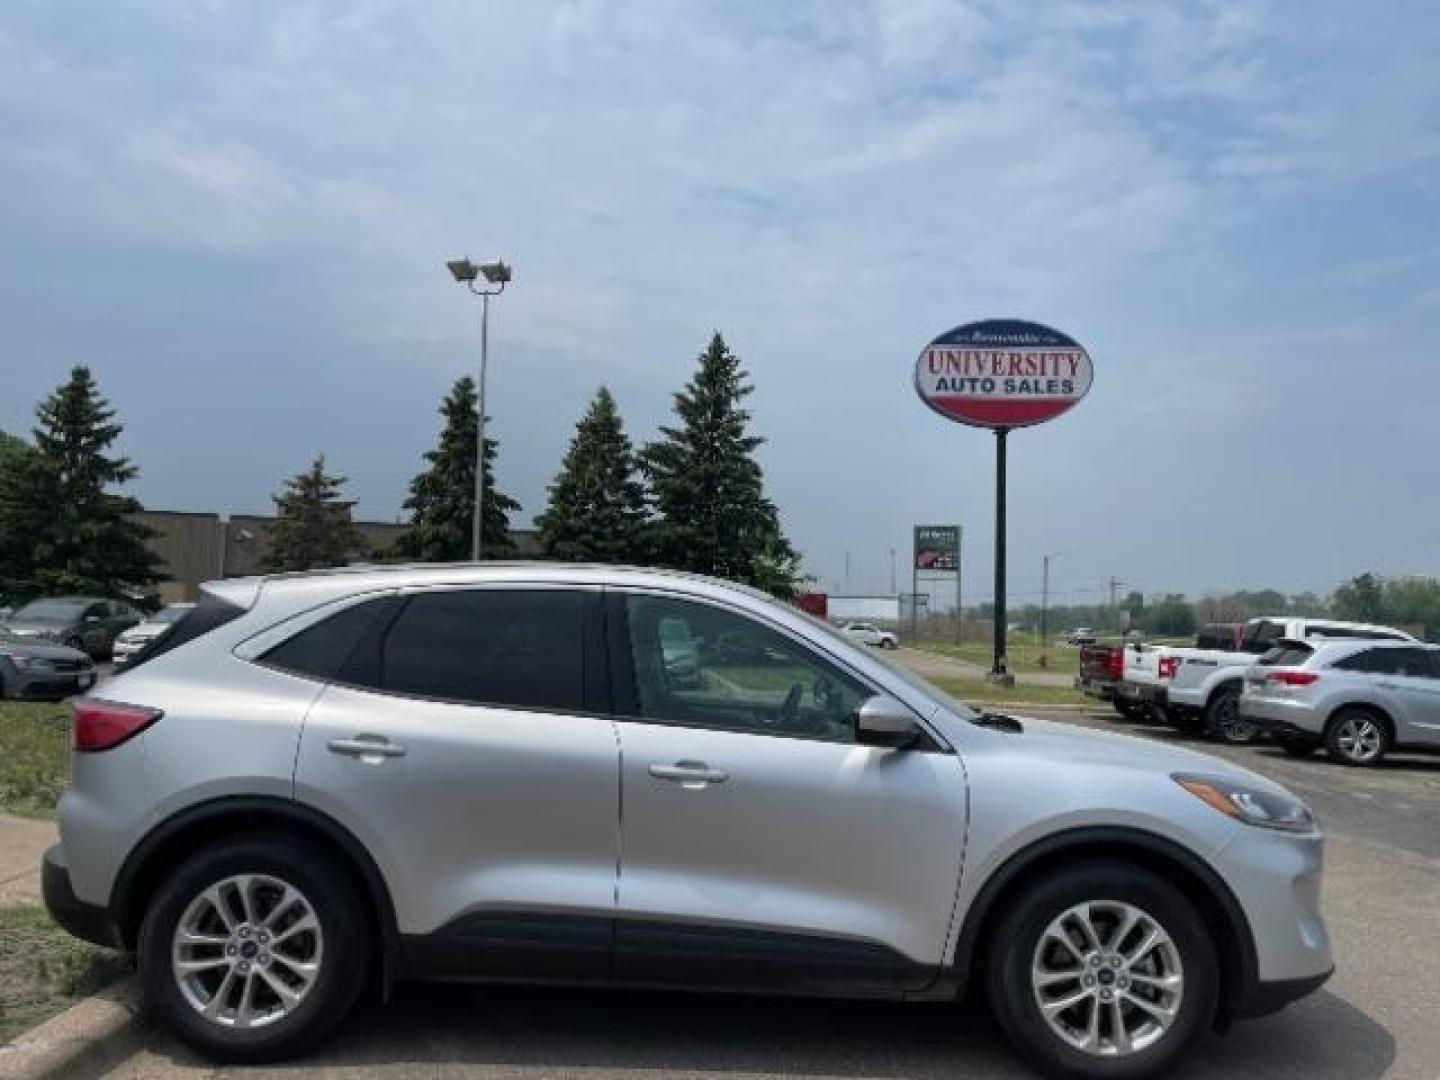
1115, 617, 1415, 742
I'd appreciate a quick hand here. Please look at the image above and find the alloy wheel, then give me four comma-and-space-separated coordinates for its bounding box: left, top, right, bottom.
1334, 715, 1383, 764
1030, 900, 1185, 1057
1213, 695, 1258, 743
171, 873, 324, 1029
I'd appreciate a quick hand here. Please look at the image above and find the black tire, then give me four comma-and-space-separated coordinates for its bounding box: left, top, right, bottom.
1324, 708, 1391, 767
1203, 686, 1258, 744
1111, 701, 1139, 721
1275, 735, 1319, 757
986, 861, 1218, 1080
1166, 709, 1205, 736
138, 834, 370, 1063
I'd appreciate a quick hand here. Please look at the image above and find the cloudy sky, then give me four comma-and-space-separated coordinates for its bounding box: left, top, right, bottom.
2, 1, 1438, 606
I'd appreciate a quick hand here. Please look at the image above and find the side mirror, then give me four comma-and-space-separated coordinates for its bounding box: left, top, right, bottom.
856, 694, 924, 750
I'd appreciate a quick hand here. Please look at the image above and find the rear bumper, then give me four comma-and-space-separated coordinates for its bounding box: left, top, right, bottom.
1239, 695, 1324, 737
1116, 680, 1168, 707
43, 845, 121, 949
1074, 677, 1116, 700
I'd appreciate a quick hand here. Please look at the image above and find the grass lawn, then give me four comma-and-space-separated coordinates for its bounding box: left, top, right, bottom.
929, 677, 1096, 709
0, 701, 71, 820
0, 905, 128, 1044
913, 641, 1069, 674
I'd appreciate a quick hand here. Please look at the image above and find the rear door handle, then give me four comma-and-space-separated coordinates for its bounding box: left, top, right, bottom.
327, 736, 407, 762
649, 761, 729, 785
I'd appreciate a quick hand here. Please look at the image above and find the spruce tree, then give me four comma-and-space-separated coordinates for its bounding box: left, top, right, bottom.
642, 332, 802, 596
0, 367, 161, 600
536, 387, 649, 563
260, 456, 365, 572
396, 375, 519, 561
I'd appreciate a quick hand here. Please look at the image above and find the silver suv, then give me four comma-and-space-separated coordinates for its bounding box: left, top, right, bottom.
43, 564, 1333, 1078
1242, 638, 1440, 766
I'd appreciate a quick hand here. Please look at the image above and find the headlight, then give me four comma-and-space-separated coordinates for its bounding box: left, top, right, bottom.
1173, 773, 1316, 833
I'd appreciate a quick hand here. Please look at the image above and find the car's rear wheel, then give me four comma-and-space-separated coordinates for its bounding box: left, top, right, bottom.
987, 861, 1217, 1079
138, 835, 369, 1063
1324, 709, 1390, 767
1204, 687, 1258, 744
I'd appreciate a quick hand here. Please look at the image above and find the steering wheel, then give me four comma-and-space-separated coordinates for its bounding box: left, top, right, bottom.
779, 682, 804, 727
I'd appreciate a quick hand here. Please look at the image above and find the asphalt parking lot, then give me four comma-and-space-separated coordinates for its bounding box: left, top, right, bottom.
103, 707, 1440, 1080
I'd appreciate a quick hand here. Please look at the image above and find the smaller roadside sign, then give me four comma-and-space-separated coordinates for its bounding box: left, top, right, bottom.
914, 525, 960, 571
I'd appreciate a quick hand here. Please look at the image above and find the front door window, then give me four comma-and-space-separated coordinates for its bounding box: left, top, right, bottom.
625, 594, 867, 742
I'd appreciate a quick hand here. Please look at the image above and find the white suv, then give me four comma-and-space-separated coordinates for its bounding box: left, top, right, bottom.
1241, 638, 1440, 766
840, 622, 898, 648
43, 564, 1332, 1077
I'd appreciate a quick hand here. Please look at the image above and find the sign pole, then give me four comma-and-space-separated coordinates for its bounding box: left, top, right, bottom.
992, 428, 1008, 679
910, 530, 919, 644
955, 526, 963, 645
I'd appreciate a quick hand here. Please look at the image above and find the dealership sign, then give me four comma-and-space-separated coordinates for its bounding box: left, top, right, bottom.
914, 318, 1093, 429
914, 525, 960, 571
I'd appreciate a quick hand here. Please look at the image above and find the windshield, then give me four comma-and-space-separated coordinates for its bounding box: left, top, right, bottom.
13, 598, 88, 621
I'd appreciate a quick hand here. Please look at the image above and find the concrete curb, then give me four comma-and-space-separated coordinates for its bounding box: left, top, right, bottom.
0, 976, 146, 1080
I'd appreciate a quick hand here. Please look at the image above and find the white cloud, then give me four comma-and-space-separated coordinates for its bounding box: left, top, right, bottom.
1, 0, 1438, 594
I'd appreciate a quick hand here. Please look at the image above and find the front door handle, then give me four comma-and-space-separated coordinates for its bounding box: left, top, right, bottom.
649, 761, 729, 786
327, 735, 407, 763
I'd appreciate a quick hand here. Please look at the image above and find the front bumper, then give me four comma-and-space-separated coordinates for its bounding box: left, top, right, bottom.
1116, 679, 1168, 707
1235, 969, 1334, 1019
42, 844, 122, 948
1211, 823, 1333, 1000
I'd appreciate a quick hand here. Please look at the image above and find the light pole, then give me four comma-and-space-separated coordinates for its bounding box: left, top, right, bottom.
446, 257, 513, 561
1041, 551, 1062, 652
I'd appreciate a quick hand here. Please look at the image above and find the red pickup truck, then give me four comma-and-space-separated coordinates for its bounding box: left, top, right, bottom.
1075, 643, 1130, 714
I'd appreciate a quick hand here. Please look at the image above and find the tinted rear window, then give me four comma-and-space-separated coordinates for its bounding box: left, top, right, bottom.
1331, 647, 1434, 675
1258, 644, 1313, 667
1240, 620, 1285, 653
1195, 625, 1239, 650
371, 589, 586, 711
261, 598, 396, 682
122, 592, 245, 670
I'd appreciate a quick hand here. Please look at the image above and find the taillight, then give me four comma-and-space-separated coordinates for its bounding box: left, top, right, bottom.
1266, 670, 1319, 687
1105, 649, 1123, 680
72, 697, 163, 752
1158, 656, 1181, 680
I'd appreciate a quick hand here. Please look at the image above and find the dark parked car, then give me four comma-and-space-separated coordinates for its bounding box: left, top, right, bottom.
0, 625, 96, 699
4, 596, 145, 659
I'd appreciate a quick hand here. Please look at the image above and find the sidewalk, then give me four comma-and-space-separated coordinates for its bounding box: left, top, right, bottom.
0, 814, 57, 906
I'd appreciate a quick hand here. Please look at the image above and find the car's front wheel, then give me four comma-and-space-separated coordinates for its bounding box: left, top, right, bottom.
987, 861, 1218, 1079
138, 834, 370, 1063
